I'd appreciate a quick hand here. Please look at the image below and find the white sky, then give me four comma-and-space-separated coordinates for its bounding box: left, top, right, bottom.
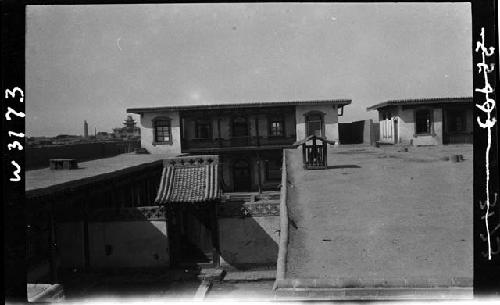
26, 3, 472, 137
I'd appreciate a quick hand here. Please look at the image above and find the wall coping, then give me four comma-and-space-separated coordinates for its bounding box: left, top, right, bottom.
275, 149, 290, 285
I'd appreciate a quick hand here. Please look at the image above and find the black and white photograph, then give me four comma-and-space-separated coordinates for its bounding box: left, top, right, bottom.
2, 1, 499, 303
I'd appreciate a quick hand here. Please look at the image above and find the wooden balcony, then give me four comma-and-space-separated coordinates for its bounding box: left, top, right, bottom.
181, 136, 296, 152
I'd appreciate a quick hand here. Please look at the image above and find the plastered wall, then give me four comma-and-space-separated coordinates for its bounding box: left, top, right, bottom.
218, 216, 280, 268
140, 111, 181, 155
295, 104, 339, 143
398, 107, 443, 145
88, 221, 169, 268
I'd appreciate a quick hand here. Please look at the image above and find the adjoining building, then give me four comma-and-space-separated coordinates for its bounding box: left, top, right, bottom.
127, 99, 351, 192
367, 97, 473, 146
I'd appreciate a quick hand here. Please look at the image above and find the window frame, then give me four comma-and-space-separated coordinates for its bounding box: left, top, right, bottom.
414, 107, 434, 136
152, 116, 173, 145
194, 119, 212, 140
304, 111, 325, 137
268, 115, 285, 137
231, 116, 249, 138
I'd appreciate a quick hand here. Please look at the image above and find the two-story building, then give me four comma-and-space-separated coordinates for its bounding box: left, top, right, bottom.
127, 99, 351, 192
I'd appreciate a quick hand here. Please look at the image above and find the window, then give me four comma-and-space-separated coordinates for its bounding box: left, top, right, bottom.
195, 119, 211, 139
153, 117, 172, 144
266, 159, 282, 181
415, 109, 432, 135
305, 112, 324, 137
232, 116, 249, 137
269, 117, 284, 137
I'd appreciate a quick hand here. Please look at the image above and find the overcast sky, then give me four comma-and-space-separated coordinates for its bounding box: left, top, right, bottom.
26, 3, 472, 137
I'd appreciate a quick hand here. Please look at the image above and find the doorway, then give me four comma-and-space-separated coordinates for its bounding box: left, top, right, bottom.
380, 112, 394, 143
168, 203, 219, 267
233, 159, 251, 192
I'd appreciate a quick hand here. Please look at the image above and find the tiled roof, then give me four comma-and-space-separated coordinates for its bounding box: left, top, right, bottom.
155, 155, 220, 204
128, 99, 352, 114
366, 97, 473, 111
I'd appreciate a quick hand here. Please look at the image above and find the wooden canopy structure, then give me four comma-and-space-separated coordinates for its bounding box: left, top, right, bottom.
293, 135, 335, 170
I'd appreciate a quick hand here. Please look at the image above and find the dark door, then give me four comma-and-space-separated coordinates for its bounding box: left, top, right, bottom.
170, 205, 216, 267
393, 118, 398, 144
233, 160, 251, 191
443, 108, 472, 144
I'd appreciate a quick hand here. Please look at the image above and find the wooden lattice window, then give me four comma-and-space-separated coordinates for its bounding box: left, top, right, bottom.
153, 117, 172, 144
305, 111, 325, 137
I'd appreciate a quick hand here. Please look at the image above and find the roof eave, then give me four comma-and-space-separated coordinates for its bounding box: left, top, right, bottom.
127, 99, 352, 114
366, 97, 473, 112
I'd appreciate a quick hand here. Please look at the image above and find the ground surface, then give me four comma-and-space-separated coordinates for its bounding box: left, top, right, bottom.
285, 144, 473, 283
60, 268, 203, 302
55, 268, 276, 302
206, 280, 276, 301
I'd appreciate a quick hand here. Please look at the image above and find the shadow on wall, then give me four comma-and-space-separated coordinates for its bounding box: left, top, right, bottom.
218, 202, 280, 269
28, 205, 171, 285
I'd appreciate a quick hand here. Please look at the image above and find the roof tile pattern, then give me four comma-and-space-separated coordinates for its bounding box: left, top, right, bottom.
155, 156, 220, 204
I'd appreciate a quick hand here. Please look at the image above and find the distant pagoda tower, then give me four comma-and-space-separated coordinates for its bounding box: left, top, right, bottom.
123, 115, 137, 131
113, 115, 141, 140
84, 120, 89, 138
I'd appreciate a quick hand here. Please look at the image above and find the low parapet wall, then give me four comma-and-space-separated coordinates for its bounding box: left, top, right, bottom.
275, 149, 290, 284
26, 141, 140, 170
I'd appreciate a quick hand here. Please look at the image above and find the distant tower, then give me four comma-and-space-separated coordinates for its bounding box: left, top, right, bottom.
123, 115, 137, 131
84, 120, 89, 138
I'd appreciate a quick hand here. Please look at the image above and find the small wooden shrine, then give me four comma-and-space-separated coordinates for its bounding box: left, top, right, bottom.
294, 135, 335, 170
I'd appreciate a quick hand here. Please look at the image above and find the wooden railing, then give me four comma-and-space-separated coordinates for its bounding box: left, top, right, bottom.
182, 135, 296, 151
303, 144, 327, 169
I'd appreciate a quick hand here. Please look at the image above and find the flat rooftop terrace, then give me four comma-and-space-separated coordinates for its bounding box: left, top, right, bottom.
26, 153, 169, 197
284, 144, 472, 286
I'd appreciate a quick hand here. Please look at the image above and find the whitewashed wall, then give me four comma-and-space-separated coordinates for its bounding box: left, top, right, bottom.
295, 104, 339, 143
140, 111, 182, 154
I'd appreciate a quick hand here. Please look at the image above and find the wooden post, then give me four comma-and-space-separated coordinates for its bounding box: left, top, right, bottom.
211, 202, 220, 267
255, 116, 260, 146
302, 143, 306, 168
323, 143, 328, 167
217, 118, 222, 147
312, 136, 317, 166
256, 152, 262, 194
